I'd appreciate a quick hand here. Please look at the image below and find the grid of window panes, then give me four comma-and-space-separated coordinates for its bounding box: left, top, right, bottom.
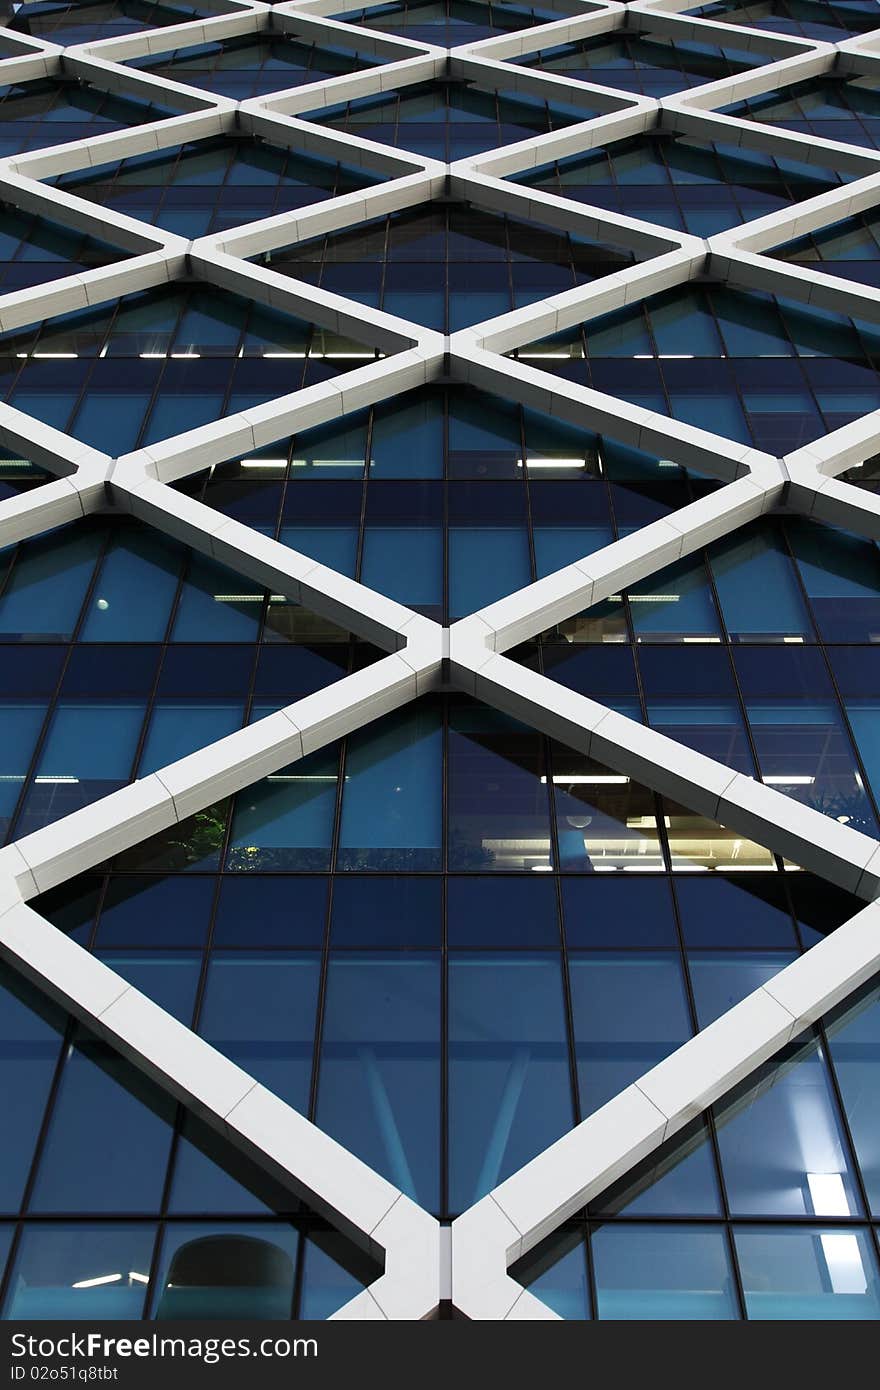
0, 514, 381, 844
513, 30, 763, 98
507, 286, 880, 453
514, 969, 880, 1319
721, 75, 880, 151
0, 283, 384, 456
127, 32, 385, 100
509, 134, 847, 236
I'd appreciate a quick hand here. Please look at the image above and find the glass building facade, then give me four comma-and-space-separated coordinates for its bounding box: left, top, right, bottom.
0, 0, 879, 1326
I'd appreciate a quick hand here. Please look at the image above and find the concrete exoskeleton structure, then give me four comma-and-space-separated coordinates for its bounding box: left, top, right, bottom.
0, 0, 879, 1319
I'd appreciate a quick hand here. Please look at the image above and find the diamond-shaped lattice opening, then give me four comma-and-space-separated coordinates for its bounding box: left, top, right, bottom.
510, 27, 766, 98
0, 282, 388, 454
303, 76, 599, 159
0, 202, 137, 292
0, 960, 380, 1318
327, 0, 589, 46
0, 76, 182, 159
0, 513, 382, 840
770, 208, 880, 288
29, 692, 858, 1219
170, 383, 719, 621
508, 130, 848, 236
126, 29, 386, 100
53, 135, 385, 239
507, 284, 880, 453
685, 0, 880, 42
257, 202, 639, 333
721, 73, 880, 151
5, 0, 225, 45
514, 511, 880, 834
513, 964, 880, 1318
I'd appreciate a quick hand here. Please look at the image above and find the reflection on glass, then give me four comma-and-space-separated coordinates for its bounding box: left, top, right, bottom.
569, 954, 691, 1116
337, 703, 442, 870
591, 1224, 738, 1320
226, 749, 338, 871
448, 954, 572, 1211
447, 703, 552, 871
316, 953, 440, 1209
550, 754, 664, 873
735, 1227, 880, 1320
4, 1224, 155, 1320
197, 953, 320, 1110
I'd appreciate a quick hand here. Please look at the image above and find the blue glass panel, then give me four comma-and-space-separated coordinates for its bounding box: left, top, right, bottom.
710, 1029, 862, 1218
689, 951, 799, 1027
212, 875, 327, 947
172, 557, 262, 642
628, 556, 721, 641
0, 970, 64, 1212
593, 1118, 723, 1217
736, 1227, 880, 1320
96, 954, 200, 1026
317, 953, 440, 1208
448, 953, 572, 1211
4, 1225, 155, 1320
337, 703, 442, 870
360, 525, 442, 610
29, 1035, 176, 1214
0, 527, 101, 639
569, 954, 692, 1116
299, 1234, 375, 1319
447, 876, 558, 948
22, 701, 145, 827
226, 748, 338, 871
842, 700, 880, 806
563, 877, 678, 948
447, 704, 552, 872
370, 392, 443, 477
448, 527, 530, 617
0, 702, 47, 835
591, 1225, 738, 1320
79, 527, 182, 641
96, 875, 214, 947
711, 524, 813, 639
675, 876, 800, 949
197, 953, 320, 1110
789, 518, 880, 643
